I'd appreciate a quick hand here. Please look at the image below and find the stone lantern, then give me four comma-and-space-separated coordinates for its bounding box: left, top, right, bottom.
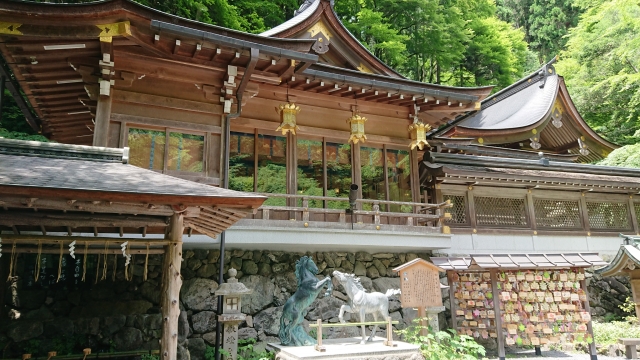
215, 268, 252, 360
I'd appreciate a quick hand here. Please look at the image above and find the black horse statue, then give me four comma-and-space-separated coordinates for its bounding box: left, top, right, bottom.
278, 256, 332, 346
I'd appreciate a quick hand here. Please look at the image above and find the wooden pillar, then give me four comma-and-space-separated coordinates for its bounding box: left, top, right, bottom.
253, 129, 259, 193
382, 145, 390, 212
0, 250, 7, 321
526, 190, 537, 232
630, 270, 640, 321
409, 148, 421, 212
580, 277, 598, 360
286, 132, 297, 214
579, 193, 591, 235
351, 142, 362, 223
629, 196, 639, 235
93, 95, 113, 147
161, 214, 184, 360
490, 269, 505, 360
322, 138, 328, 210
0, 76, 5, 122
467, 186, 477, 231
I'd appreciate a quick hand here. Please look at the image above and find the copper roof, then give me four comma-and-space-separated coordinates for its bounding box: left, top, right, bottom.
431, 253, 607, 270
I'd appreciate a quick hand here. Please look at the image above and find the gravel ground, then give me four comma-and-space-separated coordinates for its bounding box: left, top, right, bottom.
488, 349, 622, 360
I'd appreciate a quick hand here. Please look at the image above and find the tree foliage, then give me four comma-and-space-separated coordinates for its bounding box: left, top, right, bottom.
598, 143, 640, 168
556, 0, 640, 145
336, 0, 531, 88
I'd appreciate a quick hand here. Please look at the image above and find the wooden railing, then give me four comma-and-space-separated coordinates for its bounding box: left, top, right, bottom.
249, 193, 451, 229
309, 318, 399, 352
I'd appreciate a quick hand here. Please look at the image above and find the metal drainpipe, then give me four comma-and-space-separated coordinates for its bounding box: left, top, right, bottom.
214, 47, 259, 360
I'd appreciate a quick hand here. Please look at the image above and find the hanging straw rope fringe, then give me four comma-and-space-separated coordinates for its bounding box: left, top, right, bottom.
129, 254, 135, 282
82, 242, 88, 282
101, 242, 109, 281
95, 253, 101, 285
143, 243, 150, 281
7, 243, 17, 281
112, 253, 117, 282
34, 241, 42, 282
56, 241, 63, 283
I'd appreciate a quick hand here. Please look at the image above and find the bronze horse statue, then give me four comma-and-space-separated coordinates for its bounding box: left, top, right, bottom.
279, 256, 332, 346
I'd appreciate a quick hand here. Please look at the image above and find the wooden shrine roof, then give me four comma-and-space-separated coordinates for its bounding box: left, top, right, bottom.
422, 151, 640, 192
431, 253, 607, 270
432, 59, 617, 162
0, 0, 494, 144
0, 138, 266, 238
260, 0, 402, 77
595, 242, 640, 277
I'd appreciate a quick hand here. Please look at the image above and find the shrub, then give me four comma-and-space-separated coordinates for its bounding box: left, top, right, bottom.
396, 319, 486, 360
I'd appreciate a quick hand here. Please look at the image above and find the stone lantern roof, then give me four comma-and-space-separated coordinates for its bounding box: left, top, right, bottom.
214, 269, 253, 296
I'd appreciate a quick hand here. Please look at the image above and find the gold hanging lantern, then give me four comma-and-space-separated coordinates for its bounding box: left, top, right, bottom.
275, 102, 301, 135
346, 109, 367, 144
408, 121, 431, 150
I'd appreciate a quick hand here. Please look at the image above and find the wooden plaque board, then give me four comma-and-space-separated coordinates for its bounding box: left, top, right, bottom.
394, 258, 443, 308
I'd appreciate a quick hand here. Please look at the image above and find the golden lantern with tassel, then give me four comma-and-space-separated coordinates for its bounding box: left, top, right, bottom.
346, 108, 367, 144
408, 121, 432, 150
275, 102, 301, 135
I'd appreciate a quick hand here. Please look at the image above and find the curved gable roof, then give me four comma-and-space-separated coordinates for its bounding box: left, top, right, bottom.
433, 58, 617, 163
260, 0, 403, 78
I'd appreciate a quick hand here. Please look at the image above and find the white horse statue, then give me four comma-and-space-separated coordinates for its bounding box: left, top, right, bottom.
332, 270, 401, 344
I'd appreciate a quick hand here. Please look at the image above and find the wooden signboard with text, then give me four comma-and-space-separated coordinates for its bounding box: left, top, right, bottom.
393, 258, 443, 308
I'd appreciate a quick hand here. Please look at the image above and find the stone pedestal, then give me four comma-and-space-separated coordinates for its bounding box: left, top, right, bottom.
425, 306, 445, 331
219, 314, 245, 360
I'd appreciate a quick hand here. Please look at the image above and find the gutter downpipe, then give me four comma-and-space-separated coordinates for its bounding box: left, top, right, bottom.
214, 47, 260, 360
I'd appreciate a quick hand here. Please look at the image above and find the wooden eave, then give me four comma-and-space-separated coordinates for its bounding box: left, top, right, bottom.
421, 152, 640, 193
595, 245, 640, 277
0, 0, 495, 137
262, 0, 402, 78
0, 0, 316, 144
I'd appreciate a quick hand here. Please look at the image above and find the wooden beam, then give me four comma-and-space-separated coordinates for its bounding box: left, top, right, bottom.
0, 234, 170, 246
0, 197, 200, 217
0, 58, 40, 131
0, 210, 168, 228
13, 248, 164, 255
161, 214, 184, 360
0, 185, 265, 208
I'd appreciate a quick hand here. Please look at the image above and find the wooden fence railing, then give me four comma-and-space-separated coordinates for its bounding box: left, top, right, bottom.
309, 318, 399, 352
252, 193, 452, 228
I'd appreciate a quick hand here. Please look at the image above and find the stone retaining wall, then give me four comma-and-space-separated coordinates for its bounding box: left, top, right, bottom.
1, 250, 431, 359
0, 250, 631, 359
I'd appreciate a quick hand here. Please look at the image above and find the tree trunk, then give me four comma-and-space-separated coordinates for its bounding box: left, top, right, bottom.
161, 214, 184, 360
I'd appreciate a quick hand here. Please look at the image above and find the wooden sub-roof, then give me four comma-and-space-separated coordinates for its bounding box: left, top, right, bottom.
0, 138, 265, 238
431, 253, 607, 270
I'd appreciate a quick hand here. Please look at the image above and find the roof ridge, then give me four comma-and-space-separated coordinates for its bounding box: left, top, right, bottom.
0, 138, 127, 163
480, 56, 558, 110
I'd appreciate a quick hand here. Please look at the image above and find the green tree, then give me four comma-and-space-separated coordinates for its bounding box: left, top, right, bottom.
497, 0, 582, 63
556, 0, 640, 145
599, 143, 640, 168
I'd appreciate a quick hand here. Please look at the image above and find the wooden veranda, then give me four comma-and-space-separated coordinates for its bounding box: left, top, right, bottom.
0, 138, 266, 359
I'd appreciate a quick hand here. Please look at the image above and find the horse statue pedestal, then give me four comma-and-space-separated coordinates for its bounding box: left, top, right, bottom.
267, 337, 422, 360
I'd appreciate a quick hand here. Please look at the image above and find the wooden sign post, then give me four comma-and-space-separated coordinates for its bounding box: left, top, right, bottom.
393, 258, 445, 335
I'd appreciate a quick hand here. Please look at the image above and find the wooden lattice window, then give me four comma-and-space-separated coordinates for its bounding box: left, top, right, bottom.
475, 197, 527, 227
586, 201, 631, 230
534, 199, 582, 229
443, 194, 467, 225
635, 203, 640, 226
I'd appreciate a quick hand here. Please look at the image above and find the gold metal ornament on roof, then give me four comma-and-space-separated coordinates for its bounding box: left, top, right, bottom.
408, 121, 432, 150
275, 102, 300, 135
347, 109, 367, 144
